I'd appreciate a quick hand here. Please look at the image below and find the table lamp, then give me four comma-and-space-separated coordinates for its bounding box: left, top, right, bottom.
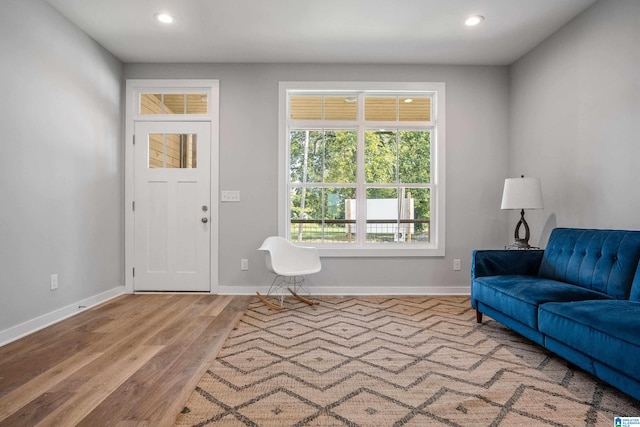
501, 176, 543, 249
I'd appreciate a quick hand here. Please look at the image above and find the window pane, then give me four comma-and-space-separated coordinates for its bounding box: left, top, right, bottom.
365, 130, 397, 184
186, 94, 208, 114
141, 94, 162, 115
291, 187, 321, 241
290, 187, 356, 243
402, 187, 430, 243
289, 130, 323, 183
306, 130, 324, 182
398, 131, 430, 183
290, 96, 322, 120
182, 134, 197, 168
290, 130, 356, 183
148, 133, 197, 168
289, 131, 305, 183
324, 130, 356, 183
365, 97, 397, 121
399, 97, 431, 121
149, 133, 164, 168
325, 187, 356, 243
364, 187, 430, 243
163, 94, 185, 114
365, 188, 399, 243
324, 96, 357, 120
164, 134, 183, 167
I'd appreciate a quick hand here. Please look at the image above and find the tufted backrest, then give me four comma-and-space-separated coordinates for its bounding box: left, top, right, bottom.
538, 228, 640, 300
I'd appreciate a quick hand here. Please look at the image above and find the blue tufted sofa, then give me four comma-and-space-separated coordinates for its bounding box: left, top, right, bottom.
471, 227, 640, 400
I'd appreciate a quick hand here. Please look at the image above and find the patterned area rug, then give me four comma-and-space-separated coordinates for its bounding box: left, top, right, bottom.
175, 296, 639, 426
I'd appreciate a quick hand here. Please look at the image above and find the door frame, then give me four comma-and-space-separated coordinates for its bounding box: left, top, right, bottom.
125, 79, 220, 294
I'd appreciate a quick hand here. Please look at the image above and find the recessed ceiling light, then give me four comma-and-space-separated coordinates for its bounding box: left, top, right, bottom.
403, 98, 413, 103
465, 15, 484, 26
154, 13, 175, 24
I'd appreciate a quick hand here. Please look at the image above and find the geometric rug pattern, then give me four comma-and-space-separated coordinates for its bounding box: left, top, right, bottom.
174, 296, 640, 426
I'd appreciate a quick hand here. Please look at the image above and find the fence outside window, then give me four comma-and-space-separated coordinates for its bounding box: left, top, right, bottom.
291, 219, 430, 244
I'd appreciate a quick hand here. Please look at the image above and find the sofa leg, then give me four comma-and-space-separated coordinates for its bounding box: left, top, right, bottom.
476, 310, 483, 323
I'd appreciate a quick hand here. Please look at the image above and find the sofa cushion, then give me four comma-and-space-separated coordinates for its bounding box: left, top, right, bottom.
472, 250, 544, 279
472, 275, 614, 329
539, 300, 640, 380
538, 228, 640, 299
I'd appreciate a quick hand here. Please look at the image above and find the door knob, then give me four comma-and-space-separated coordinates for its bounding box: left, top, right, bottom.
201, 217, 208, 223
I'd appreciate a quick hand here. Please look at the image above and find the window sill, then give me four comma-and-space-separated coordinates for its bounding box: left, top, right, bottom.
316, 245, 445, 258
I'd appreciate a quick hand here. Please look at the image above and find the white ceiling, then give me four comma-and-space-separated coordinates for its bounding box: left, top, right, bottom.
46, 0, 597, 65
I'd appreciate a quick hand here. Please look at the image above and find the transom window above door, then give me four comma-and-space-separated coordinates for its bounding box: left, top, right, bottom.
140, 93, 208, 115
131, 87, 213, 120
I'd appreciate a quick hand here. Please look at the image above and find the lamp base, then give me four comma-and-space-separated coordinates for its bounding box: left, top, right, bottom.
511, 209, 532, 249
512, 238, 531, 249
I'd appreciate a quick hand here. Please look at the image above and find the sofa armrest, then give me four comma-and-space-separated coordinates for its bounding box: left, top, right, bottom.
471, 249, 544, 279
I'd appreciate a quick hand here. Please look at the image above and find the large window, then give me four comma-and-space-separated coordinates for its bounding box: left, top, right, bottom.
279, 82, 445, 256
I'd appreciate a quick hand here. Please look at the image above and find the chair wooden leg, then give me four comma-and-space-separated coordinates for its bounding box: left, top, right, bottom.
256, 292, 286, 310
476, 310, 483, 323
288, 288, 319, 305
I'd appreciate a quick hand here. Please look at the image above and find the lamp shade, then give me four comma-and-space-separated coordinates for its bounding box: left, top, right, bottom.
501, 177, 543, 210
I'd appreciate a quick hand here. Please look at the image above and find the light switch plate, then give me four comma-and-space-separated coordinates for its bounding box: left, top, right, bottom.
221, 191, 240, 202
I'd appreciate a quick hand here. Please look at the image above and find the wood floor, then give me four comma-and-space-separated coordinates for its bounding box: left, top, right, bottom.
0, 294, 251, 426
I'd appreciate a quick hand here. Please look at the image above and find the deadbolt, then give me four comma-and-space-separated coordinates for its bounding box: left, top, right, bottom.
202, 205, 208, 212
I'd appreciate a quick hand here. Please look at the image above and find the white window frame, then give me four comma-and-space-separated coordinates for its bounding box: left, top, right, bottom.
278, 81, 445, 257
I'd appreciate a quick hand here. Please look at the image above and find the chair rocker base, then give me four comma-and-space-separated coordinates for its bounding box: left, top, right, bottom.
256, 282, 319, 310
255, 292, 286, 310
288, 288, 320, 306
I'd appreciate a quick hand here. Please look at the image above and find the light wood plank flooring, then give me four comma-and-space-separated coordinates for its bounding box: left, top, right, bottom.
0, 294, 251, 426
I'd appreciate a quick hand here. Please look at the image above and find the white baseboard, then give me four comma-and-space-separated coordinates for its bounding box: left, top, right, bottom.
218, 285, 471, 296
0, 286, 126, 347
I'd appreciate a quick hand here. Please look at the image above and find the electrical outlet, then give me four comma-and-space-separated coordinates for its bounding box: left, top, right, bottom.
453, 259, 461, 271
221, 191, 241, 202
241, 258, 249, 270
50, 273, 58, 290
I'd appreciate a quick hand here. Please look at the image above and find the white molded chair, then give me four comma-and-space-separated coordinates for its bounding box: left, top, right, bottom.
256, 236, 321, 309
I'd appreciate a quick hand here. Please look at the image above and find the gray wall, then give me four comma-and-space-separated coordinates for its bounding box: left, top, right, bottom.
0, 0, 124, 330
509, 0, 640, 246
124, 63, 510, 293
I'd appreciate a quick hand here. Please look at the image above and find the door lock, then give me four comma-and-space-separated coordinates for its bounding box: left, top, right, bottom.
202, 205, 208, 212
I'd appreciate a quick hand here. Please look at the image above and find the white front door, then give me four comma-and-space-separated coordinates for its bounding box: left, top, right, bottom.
133, 121, 211, 291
